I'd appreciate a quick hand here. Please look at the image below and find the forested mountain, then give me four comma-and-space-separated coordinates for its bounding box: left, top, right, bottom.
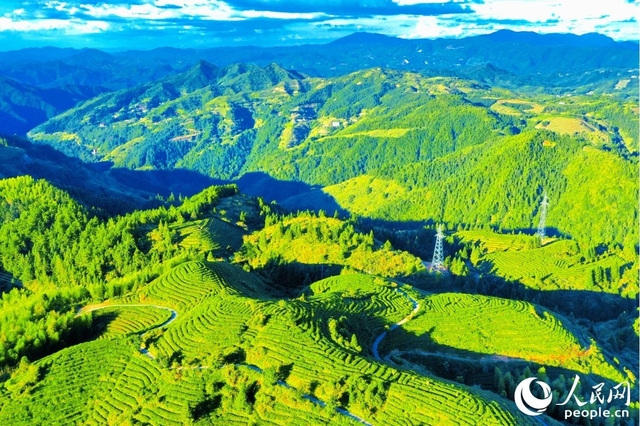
1, 30, 635, 135
0, 48, 180, 91
28, 60, 638, 249
0, 77, 106, 135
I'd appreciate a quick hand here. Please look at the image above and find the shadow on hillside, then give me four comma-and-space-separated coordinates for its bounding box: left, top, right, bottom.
109, 167, 225, 197
498, 225, 570, 240
0, 269, 22, 294
85, 310, 120, 340
1, 137, 164, 214
236, 171, 347, 216
249, 259, 345, 297
416, 270, 636, 323
108, 169, 348, 217
5, 136, 350, 217
379, 324, 625, 402
411, 269, 639, 376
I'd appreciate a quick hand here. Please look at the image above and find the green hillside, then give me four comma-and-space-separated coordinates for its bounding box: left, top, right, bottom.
380, 293, 625, 383
28, 64, 638, 254
0, 44, 637, 424
0, 178, 635, 425
0, 256, 548, 425
314, 129, 637, 250
1, 260, 546, 426
234, 212, 425, 281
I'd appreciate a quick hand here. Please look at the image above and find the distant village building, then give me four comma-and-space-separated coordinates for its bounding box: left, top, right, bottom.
331, 121, 341, 128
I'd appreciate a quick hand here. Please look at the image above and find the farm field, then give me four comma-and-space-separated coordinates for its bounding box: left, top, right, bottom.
0, 338, 347, 426
456, 230, 536, 253
484, 240, 629, 293
490, 99, 544, 116
0, 260, 547, 425
84, 305, 173, 339
141, 264, 537, 424
174, 217, 245, 256
456, 230, 633, 295
380, 293, 626, 383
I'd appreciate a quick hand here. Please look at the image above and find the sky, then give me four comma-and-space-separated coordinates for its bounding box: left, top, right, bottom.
0, 0, 637, 50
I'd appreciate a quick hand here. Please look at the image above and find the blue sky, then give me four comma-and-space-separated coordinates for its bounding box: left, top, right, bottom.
0, 0, 637, 50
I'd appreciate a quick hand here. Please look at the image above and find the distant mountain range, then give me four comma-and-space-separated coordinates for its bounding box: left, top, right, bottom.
0, 30, 636, 137
0, 30, 637, 89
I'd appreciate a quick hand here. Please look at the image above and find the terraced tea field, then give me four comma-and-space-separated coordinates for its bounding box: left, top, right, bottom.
381, 293, 626, 383
174, 217, 244, 255
1, 259, 548, 425
3, 227, 595, 426
457, 230, 629, 294
140, 260, 268, 309
85, 305, 173, 339
144, 267, 542, 425
484, 240, 627, 293
0, 337, 347, 425
456, 230, 535, 253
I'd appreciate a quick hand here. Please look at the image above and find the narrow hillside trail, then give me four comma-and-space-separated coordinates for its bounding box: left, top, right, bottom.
372, 291, 552, 367
78, 302, 372, 425
373, 291, 594, 381
77, 303, 178, 359
384, 349, 528, 365
371, 288, 420, 361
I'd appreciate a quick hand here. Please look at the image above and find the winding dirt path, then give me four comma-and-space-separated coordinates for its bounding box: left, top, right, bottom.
78, 303, 370, 424
371, 288, 420, 361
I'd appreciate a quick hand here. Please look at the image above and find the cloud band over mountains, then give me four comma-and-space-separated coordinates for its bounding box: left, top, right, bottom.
0, 0, 637, 49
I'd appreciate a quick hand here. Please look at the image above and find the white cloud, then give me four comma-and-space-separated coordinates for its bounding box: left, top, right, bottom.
64, 0, 238, 21
0, 16, 109, 33
77, 0, 322, 22
393, 0, 467, 4
472, 0, 637, 23
406, 0, 639, 40
239, 10, 325, 20
1, 0, 637, 46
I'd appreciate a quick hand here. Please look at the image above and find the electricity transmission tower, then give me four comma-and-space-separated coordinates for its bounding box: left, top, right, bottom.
537, 192, 549, 244
431, 225, 444, 270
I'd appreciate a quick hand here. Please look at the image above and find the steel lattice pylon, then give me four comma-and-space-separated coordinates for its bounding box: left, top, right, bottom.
431, 225, 444, 270
537, 192, 549, 244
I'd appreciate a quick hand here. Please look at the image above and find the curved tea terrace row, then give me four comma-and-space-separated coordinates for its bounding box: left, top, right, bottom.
79, 303, 372, 425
